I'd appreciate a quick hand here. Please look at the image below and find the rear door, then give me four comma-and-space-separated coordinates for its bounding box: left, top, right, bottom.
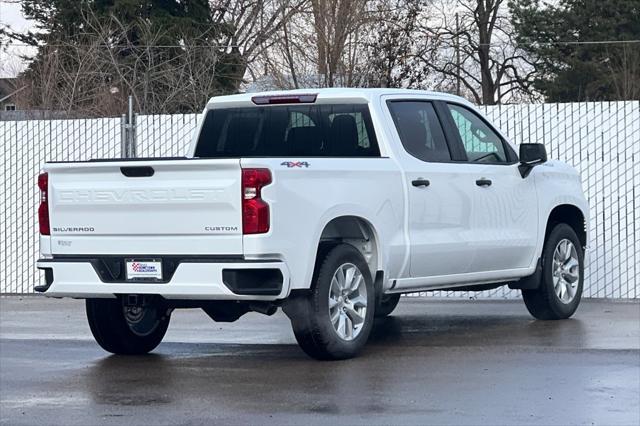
47, 159, 243, 255
386, 99, 476, 278
439, 102, 538, 273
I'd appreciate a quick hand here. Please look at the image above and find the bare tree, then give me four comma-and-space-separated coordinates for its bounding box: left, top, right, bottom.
12, 0, 313, 115
308, 0, 376, 86
210, 0, 307, 84
254, 0, 426, 89
252, 2, 331, 89
605, 43, 640, 101
18, 9, 247, 116
424, 0, 536, 104
360, 0, 433, 88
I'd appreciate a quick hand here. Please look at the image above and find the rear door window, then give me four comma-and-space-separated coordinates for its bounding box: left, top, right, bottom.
387, 101, 451, 162
194, 104, 380, 157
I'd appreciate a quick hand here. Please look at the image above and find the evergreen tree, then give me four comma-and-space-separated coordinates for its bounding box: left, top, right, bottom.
510, 0, 640, 101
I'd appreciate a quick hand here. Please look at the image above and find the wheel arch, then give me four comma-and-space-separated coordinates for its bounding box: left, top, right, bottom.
545, 204, 587, 250
315, 215, 381, 278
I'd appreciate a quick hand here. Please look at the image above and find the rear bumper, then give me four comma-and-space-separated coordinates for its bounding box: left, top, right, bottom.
36, 257, 290, 300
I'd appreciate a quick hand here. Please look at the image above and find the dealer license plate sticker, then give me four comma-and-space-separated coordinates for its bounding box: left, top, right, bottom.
125, 259, 162, 280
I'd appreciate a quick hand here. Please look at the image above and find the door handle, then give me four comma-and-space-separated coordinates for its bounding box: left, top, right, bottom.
476, 178, 492, 187
412, 178, 430, 188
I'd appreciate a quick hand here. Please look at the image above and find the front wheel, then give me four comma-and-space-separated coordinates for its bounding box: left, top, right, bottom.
289, 244, 375, 360
86, 297, 171, 354
522, 223, 584, 320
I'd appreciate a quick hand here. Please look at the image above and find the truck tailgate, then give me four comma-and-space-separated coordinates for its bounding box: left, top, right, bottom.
45, 159, 242, 255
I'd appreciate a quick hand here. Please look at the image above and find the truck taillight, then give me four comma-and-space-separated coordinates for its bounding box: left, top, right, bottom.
242, 168, 271, 234
38, 172, 50, 235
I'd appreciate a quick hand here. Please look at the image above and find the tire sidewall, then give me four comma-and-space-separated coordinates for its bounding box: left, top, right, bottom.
541, 223, 584, 318
311, 244, 376, 357
87, 298, 170, 354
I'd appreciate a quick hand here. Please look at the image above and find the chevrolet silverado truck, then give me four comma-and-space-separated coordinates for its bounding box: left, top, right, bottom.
36, 89, 588, 360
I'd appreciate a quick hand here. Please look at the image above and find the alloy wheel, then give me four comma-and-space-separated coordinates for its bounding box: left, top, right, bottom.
552, 239, 580, 304
328, 263, 368, 341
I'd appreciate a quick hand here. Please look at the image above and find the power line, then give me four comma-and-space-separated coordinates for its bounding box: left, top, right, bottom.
3, 40, 640, 49
3, 43, 246, 48
497, 39, 640, 47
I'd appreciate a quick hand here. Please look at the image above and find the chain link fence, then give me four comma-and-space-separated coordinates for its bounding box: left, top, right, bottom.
1, 101, 638, 298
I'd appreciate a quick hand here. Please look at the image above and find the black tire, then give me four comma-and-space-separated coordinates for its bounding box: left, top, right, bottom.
522, 223, 584, 320
86, 297, 171, 355
290, 244, 376, 360
375, 293, 401, 318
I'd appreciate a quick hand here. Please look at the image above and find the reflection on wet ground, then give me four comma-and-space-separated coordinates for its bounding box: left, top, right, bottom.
1, 298, 638, 425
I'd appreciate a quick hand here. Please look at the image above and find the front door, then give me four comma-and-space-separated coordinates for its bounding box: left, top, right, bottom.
439, 102, 539, 273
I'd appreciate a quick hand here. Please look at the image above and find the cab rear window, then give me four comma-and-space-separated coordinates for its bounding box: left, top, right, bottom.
194, 104, 380, 158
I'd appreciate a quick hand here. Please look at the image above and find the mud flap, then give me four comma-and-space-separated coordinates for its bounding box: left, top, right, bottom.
509, 257, 543, 290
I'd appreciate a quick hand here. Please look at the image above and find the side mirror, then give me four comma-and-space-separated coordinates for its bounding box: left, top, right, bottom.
518, 143, 547, 178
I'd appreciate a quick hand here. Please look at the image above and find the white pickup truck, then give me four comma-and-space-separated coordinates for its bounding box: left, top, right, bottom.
36, 89, 588, 359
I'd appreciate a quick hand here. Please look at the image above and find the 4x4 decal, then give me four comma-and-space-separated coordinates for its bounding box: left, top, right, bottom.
281, 161, 310, 168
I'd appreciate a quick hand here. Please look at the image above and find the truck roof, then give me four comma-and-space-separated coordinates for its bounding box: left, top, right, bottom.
206, 88, 474, 109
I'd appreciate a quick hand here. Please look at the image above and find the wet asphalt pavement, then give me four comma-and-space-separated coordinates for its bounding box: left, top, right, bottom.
0, 297, 638, 426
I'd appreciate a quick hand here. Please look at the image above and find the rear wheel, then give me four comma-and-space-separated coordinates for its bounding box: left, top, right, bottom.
522, 223, 584, 320
375, 293, 401, 318
290, 244, 375, 360
86, 297, 171, 354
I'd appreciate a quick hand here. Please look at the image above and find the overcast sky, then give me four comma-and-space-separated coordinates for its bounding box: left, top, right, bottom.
0, 1, 36, 78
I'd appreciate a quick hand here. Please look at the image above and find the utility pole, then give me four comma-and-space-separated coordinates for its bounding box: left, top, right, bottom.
121, 95, 136, 158
455, 12, 461, 97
